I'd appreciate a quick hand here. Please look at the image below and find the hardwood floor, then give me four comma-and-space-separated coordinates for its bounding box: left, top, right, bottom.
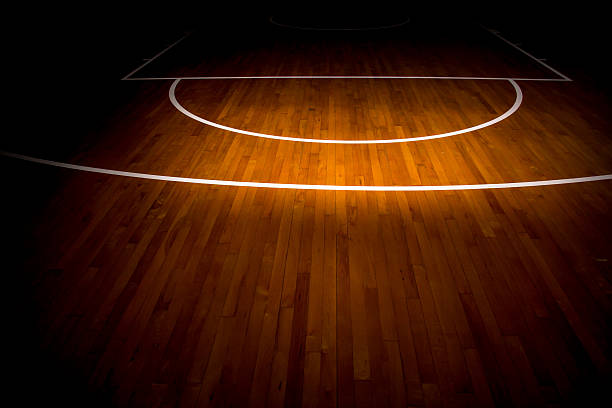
3, 15, 611, 408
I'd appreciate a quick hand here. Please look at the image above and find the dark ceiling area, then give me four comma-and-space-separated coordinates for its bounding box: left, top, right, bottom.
9, 2, 610, 83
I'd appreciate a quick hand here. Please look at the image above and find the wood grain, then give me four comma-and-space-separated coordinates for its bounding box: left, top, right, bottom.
4, 16, 612, 408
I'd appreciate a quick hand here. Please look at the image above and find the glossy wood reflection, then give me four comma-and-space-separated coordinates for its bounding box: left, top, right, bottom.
5, 15, 612, 408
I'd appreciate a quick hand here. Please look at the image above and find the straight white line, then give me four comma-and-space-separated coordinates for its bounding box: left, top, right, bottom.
2, 151, 611, 191
483, 26, 572, 81
170, 78, 523, 144
123, 75, 570, 82
121, 32, 192, 80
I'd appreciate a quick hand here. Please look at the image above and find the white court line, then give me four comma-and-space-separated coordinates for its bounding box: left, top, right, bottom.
125, 75, 569, 82
121, 31, 192, 80
119, 24, 571, 82
483, 26, 572, 82
170, 78, 523, 144
269, 16, 411, 31
2, 151, 611, 191
9, 24, 587, 191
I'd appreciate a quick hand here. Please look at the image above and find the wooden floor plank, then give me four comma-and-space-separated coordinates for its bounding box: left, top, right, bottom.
6, 14, 612, 408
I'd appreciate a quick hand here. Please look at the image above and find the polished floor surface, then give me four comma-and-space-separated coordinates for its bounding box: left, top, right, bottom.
3, 15, 612, 408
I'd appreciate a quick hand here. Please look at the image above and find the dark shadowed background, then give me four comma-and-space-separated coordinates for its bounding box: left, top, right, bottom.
2, 1, 610, 406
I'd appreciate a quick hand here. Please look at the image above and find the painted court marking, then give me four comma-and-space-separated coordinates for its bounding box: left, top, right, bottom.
170, 77, 522, 144
125, 76, 569, 82
2, 151, 611, 191
4, 22, 609, 191
483, 27, 572, 81
121, 31, 192, 81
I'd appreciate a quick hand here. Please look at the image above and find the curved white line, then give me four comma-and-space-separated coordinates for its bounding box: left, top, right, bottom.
2, 152, 611, 191
269, 16, 411, 31
169, 78, 523, 144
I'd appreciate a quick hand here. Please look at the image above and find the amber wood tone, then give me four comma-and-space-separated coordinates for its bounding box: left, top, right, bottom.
3, 17, 612, 408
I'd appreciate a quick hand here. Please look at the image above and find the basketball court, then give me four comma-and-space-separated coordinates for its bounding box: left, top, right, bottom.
3, 10, 611, 407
